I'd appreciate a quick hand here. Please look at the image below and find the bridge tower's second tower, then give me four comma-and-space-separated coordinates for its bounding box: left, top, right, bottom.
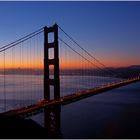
44, 24, 60, 100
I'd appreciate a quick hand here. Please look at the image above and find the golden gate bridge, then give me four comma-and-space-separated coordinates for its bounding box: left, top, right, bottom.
0, 23, 139, 138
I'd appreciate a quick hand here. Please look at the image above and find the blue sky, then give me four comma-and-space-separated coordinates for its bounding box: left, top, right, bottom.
0, 1, 140, 67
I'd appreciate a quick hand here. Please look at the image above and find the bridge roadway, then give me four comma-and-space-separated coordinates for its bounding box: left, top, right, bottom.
2, 77, 140, 118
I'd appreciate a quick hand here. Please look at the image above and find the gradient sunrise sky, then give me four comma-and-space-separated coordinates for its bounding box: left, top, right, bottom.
0, 1, 140, 68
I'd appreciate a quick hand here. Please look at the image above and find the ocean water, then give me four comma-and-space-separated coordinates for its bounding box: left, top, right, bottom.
30, 81, 140, 138
0, 74, 139, 138
60, 81, 140, 138
0, 74, 119, 112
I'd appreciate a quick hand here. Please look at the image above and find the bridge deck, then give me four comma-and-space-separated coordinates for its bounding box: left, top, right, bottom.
2, 77, 140, 118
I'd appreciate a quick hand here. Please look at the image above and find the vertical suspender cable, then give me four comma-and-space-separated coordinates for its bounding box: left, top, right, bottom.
3, 51, 6, 111
59, 29, 63, 97
19, 44, 21, 107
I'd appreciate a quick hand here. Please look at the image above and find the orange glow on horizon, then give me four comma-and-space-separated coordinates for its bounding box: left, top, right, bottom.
0, 61, 139, 69
0, 56, 139, 70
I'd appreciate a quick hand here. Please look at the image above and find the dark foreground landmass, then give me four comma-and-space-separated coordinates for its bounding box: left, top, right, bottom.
0, 114, 61, 139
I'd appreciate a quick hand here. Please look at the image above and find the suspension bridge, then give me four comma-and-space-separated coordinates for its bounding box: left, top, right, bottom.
0, 24, 139, 125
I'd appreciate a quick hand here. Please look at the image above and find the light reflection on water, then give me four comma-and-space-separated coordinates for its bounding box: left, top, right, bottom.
0, 74, 119, 112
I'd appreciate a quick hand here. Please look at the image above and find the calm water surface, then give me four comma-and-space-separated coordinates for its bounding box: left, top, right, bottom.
0, 75, 139, 138
31, 81, 140, 138
0, 75, 119, 112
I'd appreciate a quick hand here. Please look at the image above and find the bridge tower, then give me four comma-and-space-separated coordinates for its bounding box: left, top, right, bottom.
44, 24, 60, 100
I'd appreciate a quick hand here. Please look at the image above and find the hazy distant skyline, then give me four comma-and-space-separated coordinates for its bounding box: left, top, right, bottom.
0, 1, 140, 68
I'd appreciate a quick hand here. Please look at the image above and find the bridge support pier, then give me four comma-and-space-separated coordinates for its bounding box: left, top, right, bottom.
44, 105, 62, 138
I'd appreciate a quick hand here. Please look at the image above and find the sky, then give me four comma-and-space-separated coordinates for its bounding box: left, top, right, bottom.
0, 1, 140, 68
